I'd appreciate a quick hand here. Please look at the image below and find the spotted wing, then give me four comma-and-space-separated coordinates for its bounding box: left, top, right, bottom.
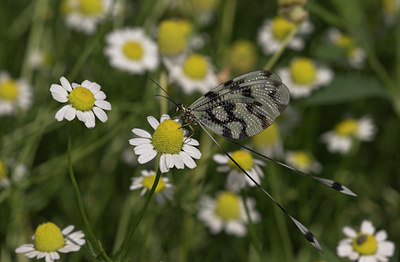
189, 70, 290, 139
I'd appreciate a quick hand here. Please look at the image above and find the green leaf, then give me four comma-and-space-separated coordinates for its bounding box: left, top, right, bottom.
300, 74, 388, 105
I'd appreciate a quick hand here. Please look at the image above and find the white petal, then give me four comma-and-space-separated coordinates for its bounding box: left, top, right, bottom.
93, 107, 108, 122
225, 221, 246, 237
172, 154, 184, 169
159, 154, 168, 173
76, 110, 85, 121
94, 91, 106, 100
25, 250, 40, 258
51, 92, 68, 103
60, 76, 72, 91
165, 154, 174, 168
55, 105, 72, 121
358, 256, 376, 262
94, 100, 111, 110
15, 244, 35, 253
375, 230, 387, 241
137, 150, 157, 164
179, 151, 197, 169
131, 128, 152, 138
361, 220, 375, 235
83, 111, 95, 128
129, 138, 151, 146
185, 137, 199, 146
134, 143, 154, 155
343, 226, 357, 238
377, 241, 395, 257
62, 225, 75, 235
160, 114, 170, 122
213, 154, 229, 164
64, 107, 77, 121
183, 145, 202, 159
147, 116, 159, 130
337, 242, 353, 257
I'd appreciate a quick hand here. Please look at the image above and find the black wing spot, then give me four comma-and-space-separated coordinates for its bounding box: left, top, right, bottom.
332, 182, 344, 192
222, 127, 232, 138
261, 70, 273, 78
242, 86, 255, 98
246, 103, 270, 129
204, 91, 219, 100
224, 79, 233, 86
305, 231, 315, 243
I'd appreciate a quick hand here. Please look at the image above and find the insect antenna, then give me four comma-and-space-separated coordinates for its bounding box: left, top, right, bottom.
155, 94, 179, 107
231, 141, 357, 196
146, 75, 173, 98
197, 122, 323, 252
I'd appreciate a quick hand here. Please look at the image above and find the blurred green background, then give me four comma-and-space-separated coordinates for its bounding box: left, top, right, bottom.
0, 0, 399, 261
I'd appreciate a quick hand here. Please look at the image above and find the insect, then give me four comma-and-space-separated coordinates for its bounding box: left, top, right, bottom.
151, 70, 356, 252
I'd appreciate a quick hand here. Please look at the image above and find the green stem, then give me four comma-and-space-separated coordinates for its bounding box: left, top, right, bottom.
160, 71, 168, 115
216, 0, 237, 67
116, 156, 161, 261
241, 191, 263, 262
67, 123, 112, 262
264, 25, 299, 71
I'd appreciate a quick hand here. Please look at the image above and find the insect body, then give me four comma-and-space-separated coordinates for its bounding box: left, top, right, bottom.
155, 70, 355, 252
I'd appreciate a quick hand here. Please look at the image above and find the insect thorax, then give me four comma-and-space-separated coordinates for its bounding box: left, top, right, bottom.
177, 104, 198, 125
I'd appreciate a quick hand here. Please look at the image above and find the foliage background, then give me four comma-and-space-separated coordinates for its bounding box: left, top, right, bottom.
0, 0, 399, 261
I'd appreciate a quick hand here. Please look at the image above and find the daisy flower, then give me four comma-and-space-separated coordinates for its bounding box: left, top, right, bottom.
198, 191, 260, 237
104, 28, 159, 74
251, 123, 283, 158
327, 28, 366, 69
50, 76, 111, 128
258, 16, 313, 55
0, 71, 32, 116
337, 220, 395, 261
129, 114, 202, 173
61, 0, 115, 34
15, 222, 85, 262
277, 57, 334, 98
213, 150, 265, 192
130, 170, 175, 204
321, 116, 376, 154
166, 53, 218, 94
285, 150, 321, 173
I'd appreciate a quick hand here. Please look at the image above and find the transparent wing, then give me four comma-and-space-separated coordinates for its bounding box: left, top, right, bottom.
190, 70, 290, 139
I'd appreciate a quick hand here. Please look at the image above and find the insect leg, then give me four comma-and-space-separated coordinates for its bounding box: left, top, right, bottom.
197, 122, 323, 252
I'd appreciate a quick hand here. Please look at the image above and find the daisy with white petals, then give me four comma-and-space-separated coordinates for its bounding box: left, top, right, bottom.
166, 53, 218, 94
258, 16, 313, 55
129, 114, 201, 173
16, 222, 85, 262
198, 191, 260, 237
277, 57, 334, 98
285, 150, 321, 173
337, 220, 395, 262
50, 76, 111, 128
61, 0, 114, 34
321, 117, 376, 154
0, 71, 32, 116
104, 28, 159, 74
130, 170, 175, 204
213, 150, 265, 192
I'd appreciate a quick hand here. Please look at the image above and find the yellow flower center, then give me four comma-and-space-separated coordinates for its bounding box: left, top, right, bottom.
142, 174, 166, 193
290, 58, 316, 85
228, 150, 253, 171
272, 16, 295, 40
215, 191, 241, 221
68, 86, 95, 111
252, 123, 280, 146
79, 0, 103, 15
0, 160, 8, 180
0, 79, 19, 101
34, 222, 65, 252
157, 20, 190, 55
352, 233, 378, 255
122, 41, 144, 60
152, 120, 184, 154
291, 151, 312, 168
183, 54, 208, 79
230, 40, 257, 74
334, 119, 358, 136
